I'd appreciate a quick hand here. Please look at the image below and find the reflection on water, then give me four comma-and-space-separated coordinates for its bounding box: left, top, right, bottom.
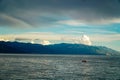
0, 54, 120, 80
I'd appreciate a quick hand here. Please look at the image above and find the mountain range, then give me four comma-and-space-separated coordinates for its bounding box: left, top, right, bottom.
0, 41, 119, 55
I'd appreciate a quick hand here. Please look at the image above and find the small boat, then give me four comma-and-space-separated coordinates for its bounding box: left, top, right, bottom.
82, 60, 87, 63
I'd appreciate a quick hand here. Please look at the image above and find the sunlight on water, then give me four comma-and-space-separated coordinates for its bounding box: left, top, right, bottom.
0, 54, 120, 80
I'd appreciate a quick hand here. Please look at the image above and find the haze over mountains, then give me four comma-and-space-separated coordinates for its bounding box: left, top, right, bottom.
0, 41, 119, 56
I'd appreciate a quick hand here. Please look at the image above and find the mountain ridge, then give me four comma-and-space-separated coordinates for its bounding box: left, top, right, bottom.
0, 41, 119, 55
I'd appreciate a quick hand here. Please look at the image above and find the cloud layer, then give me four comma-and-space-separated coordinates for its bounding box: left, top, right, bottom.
1, 32, 120, 45
1, 0, 120, 27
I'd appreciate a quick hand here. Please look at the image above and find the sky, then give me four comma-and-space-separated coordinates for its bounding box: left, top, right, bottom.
0, 0, 120, 51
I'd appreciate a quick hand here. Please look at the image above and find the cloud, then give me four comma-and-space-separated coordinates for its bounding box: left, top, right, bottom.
0, 0, 120, 27
57, 20, 86, 26
61, 35, 92, 45
80, 35, 92, 45
12, 32, 63, 41
91, 34, 120, 42
15, 38, 31, 41
57, 18, 120, 26
41, 40, 52, 45
0, 13, 32, 27
0, 32, 120, 47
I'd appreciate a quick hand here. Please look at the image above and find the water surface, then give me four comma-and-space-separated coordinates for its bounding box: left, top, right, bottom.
0, 54, 120, 80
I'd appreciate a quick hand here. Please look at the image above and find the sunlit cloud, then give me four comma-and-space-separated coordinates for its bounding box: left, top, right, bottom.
0, 32, 92, 45
57, 20, 86, 26
81, 35, 92, 45
41, 40, 52, 45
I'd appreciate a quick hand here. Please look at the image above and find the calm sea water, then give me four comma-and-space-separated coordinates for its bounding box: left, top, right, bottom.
0, 54, 120, 80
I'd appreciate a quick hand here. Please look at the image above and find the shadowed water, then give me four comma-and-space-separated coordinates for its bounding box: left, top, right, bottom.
0, 54, 120, 80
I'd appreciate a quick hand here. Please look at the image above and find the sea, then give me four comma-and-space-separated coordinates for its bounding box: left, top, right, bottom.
0, 54, 120, 80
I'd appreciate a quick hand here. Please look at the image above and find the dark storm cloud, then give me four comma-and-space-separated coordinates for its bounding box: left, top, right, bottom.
0, 0, 120, 27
